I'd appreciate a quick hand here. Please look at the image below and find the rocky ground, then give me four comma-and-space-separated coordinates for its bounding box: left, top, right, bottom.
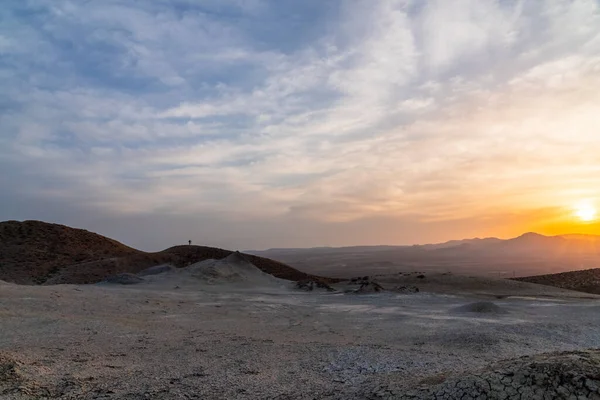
399, 350, 600, 399
2, 263, 600, 399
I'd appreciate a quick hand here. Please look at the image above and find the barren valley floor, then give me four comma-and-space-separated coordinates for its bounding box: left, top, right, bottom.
1, 275, 600, 399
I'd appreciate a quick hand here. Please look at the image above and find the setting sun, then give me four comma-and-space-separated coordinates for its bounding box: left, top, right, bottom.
574, 202, 597, 223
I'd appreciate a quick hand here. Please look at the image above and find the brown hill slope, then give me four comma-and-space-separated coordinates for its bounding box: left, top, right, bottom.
513, 268, 600, 295
0, 220, 140, 284
0, 220, 335, 285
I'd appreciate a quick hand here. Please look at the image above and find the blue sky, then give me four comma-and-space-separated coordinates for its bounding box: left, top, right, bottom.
2, 0, 600, 250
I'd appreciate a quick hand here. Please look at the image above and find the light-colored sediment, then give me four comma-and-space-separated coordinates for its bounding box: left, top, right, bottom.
1, 265, 600, 399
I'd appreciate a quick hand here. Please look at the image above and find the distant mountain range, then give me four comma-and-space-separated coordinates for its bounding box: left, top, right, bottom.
254, 232, 600, 256
250, 232, 600, 280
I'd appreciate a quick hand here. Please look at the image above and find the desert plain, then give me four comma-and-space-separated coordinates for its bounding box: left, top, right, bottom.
2, 252, 600, 400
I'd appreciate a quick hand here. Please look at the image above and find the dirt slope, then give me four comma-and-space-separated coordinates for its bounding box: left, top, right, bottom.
0, 220, 139, 284
514, 268, 600, 294
0, 220, 335, 285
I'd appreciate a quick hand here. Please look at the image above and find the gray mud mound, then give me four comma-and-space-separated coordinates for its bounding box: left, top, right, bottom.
183, 255, 284, 286
451, 301, 506, 314
103, 273, 145, 285
400, 350, 600, 399
131, 254, 288, 289
224, 251, 249, 264
137, 264, 176, 276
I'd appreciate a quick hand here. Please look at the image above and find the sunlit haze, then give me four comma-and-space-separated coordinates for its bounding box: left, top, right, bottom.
1, 1, 600, 250
574, 201, 598, 223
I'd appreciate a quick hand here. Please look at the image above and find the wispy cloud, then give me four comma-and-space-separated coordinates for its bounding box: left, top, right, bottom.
1, 0, 600, 248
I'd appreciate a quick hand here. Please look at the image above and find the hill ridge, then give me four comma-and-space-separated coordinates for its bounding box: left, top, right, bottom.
0, 220, 335, 285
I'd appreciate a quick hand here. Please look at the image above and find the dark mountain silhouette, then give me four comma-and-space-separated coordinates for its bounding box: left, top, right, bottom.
0, 220, 337, 285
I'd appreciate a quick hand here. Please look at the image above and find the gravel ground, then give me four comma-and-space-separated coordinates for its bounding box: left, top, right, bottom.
1, 270, 600, 399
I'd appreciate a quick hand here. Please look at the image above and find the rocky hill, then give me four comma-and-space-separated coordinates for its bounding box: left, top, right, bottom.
0, 220, 335, 285
514, 268, 600, 295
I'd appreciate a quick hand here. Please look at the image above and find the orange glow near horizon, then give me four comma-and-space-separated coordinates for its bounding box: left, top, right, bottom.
521, 201, 600, 238
483, 202, 600, 240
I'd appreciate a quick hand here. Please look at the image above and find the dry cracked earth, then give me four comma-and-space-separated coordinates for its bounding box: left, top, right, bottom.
1, 268, 600, 399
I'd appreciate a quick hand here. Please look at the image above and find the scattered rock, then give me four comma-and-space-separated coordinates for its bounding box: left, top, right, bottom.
295, 280, 335, 292
393, 286, 419, 294
349, 276, 371, 284
346, 276, 386, 294
352, 281, 385, 294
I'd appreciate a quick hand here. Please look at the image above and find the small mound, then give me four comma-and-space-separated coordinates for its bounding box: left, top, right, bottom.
223, 251, 249, 265
183, 257, 283, 286
137, 264, 176, 276
451, 301, 506, 314
103, 273, 145, 285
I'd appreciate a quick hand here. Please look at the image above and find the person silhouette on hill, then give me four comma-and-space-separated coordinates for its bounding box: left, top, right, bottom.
188, 240, 192, 246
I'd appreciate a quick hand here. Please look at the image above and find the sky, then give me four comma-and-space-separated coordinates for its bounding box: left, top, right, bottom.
1, 0, 600, 251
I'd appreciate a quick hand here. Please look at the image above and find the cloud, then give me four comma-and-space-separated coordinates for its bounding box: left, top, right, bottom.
417, 0, 519, 72
1, 0, 600, 248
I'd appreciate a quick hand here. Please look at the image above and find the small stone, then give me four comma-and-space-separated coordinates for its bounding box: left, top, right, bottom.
586, 379, 599, 392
